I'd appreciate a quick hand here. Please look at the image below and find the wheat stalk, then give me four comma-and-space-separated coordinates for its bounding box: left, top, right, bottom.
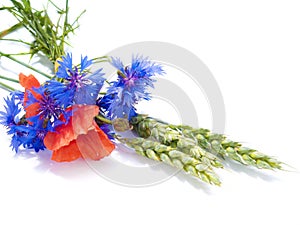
120, 137, 221, 185
130, 115, 283, 170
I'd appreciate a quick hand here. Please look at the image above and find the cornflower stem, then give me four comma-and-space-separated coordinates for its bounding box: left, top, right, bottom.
0, 52, 52, 79
75, 56, 110, 70
117, 70, 127, 78
74, 56, 110, 73
95, 115, 112, 124
92, 56, 110, 63
0, 75, 19, 83
93, 59, 110, 64
0, 81, 15, 91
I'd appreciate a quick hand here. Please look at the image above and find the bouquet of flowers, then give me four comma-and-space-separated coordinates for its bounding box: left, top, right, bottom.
0, 0, 284, 186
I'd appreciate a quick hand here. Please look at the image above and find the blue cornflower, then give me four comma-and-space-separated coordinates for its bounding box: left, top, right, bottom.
97, 94, 113, 113
0, 93, 22, 128
102, 55, 164, 119
22, 126, 47, 152
0, 92, 57, 152
99, 123, 115, 140
25, 85, 71, 130
47, 53, 105, 105
0, 93, 38, 152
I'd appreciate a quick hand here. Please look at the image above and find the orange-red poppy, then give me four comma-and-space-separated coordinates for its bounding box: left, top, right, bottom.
44, 105, 115, 162
19, 73, 42, 120
19, 73, 40, 90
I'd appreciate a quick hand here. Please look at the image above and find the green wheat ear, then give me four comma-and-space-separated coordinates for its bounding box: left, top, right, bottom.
130, 114, 284, 170
120, 137, 221, 186
130, 115, 224, 169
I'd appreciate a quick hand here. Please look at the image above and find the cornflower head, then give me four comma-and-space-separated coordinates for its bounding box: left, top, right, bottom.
0, 92, 46, 152
100, 55, 164, 120
25, 85, 72, 131
0, 93, 24, 151
47, 53, 105, 106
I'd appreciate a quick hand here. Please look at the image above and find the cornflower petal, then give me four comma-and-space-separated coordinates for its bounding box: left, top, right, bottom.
101, 55, 164, 119
49, 53, 105, 105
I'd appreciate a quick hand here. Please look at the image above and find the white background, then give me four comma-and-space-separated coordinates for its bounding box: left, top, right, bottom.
1, 0, 300, 224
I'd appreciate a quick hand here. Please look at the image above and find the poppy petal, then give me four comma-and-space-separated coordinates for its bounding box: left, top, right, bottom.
76, 122, 115, 160
94, 121, 115, 153
19, 73, 40, 89
44, 105, 99, 150
71, 105, 99, 135
19, 73, 42, 113
44, 121, 76, 151
45, 104, 115, 162
25, 102, 40, 118
51, 141, 82, 162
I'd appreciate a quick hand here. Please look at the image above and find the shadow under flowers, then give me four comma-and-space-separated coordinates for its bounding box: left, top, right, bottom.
15, 149, 97, 180
12, 143, 283, 190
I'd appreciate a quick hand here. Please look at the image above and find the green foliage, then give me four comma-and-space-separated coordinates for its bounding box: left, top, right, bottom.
1, 0, 85, 62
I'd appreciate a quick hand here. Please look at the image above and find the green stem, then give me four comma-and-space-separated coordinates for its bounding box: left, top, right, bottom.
0, 81, 15, 91
95, 115, 112, 124
48, 0, 61, 11
94, 59, 110, 64
59, 0, 69, 54
0, 52, 52, 79
0, 22, 23, 38
117, 70, 127, 78
71, 9, 86, 28
0, 52, 31, 56
0, 38, 31, 46
92, 55, 110, 61
0, 75, 19, 83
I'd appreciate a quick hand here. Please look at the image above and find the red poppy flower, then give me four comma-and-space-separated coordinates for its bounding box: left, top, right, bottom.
19, 73, 42, 120
44, 105, 115, 162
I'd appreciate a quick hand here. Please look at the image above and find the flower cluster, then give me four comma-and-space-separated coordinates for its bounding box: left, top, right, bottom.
0, 53, 164, 162
98, 55, 164, 120
0, 0, 284, 187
